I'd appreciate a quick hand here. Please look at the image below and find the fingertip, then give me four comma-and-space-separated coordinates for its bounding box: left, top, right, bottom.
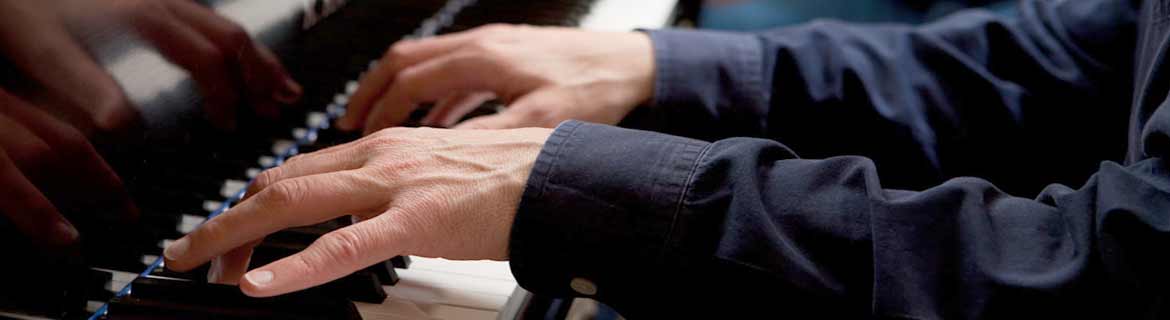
274, 78, 303, 104
50, 219, 80, 248
240, 269, 277, 297
163, 236, 191, 269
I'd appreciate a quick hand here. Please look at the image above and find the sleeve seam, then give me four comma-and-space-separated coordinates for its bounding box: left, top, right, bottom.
660, 141, 715, 259
536, 121, 585, 199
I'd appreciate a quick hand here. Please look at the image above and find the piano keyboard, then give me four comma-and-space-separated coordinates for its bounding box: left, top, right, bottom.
0, 0, 678, 319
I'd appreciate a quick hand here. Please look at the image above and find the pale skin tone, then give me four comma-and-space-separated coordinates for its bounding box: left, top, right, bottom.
0, 0, 299, 251
164, 24, 657, 297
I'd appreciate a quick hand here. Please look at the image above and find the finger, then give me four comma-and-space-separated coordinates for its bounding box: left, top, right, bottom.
164, 170, 380, 272
342, 30, 492, 131
0, 8, 135, 134
162, 0, 302, 117
241, 211, 409, 297
451, 111, 528, 130
207, 239, 259, 285
0, 149, 78, 249
420, 92, 496, 127
0, 90, 138, 222
362, 53, 509, 135
452, 90, 565, 129
127, 3, 240, 129
245, 144, 367, 198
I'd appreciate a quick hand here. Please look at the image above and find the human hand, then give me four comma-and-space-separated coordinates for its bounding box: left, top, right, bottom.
0, 88, 136, 251
163, 126, 552, 297
0, 0, 301, 134
341, 24, 654, 134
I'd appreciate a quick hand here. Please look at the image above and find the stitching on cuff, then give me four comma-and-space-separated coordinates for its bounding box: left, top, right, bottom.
535, 121, 585, 198
660, 141, 715, 260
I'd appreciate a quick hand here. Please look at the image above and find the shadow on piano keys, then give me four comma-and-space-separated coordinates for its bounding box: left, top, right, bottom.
0, 0, 678, 319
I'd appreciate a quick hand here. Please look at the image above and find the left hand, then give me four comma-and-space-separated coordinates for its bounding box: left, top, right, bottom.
0, 0, 301, 134
162, 126, 552, 297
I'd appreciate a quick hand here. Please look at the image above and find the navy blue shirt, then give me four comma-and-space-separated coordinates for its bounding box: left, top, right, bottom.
509, 0, 1170, 318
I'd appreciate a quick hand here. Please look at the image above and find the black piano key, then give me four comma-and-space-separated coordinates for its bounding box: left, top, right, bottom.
391, 255, 412, 269
152, 264, 211, 282
250, 236, 392, 303
105, 276, 361, 320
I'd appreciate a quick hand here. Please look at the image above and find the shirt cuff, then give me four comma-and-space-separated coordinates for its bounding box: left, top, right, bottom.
508, 120, 711, 299
620, 29, 768, 138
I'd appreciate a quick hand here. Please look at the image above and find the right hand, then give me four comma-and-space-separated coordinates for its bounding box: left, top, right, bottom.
0, 88, 136, 251
341, 24, 656, 134
0, 0, 302, 134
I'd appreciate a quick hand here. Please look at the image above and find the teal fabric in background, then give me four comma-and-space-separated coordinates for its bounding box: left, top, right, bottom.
699, 0, 1017, 30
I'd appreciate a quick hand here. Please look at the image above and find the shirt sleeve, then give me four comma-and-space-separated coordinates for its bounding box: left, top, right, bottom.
621, 0, 1138, 195
509, 120, 1170, 319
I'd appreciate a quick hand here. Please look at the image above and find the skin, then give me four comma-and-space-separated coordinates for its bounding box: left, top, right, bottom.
340, 24, 656, 133
0, 0, 300, 251
164, 25, 659, 297
0, 0, 301, 134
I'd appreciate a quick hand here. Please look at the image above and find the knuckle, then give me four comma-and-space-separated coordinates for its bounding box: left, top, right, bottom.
91, 90, 135, 132
252, 167, 282, 191
261, 178, 306, 207
391, 69, 417, 87
318, 230, 365, 263
384, 41, 413, 61
221, 25, 252, 52
189, 220, 223, 249
477, 23, 513, 35
466, 39, 499, 55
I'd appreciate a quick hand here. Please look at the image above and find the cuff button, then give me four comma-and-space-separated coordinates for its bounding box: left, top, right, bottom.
570, 277, 598, 296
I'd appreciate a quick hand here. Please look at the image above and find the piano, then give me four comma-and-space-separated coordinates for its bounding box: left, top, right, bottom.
0, 0, 679, 319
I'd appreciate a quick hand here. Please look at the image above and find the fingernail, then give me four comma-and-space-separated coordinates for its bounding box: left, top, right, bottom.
245, 270, 274, 286
274, 78, 302, 103
53, 220, 79, 246
164, 237, 189, 260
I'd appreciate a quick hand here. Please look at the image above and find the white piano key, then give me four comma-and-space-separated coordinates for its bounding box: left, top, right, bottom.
327, 103, 347, 118
142, 255, 160, 266
580, 0, 679, 31
356, 299, 498, 320
272, 139, 297, 155
0, 311, 52, 320
408, 258, 515, 282
293, 128, 317, 144
247, 168, 263, 179
385, 263, 517, 310
86, 300, 106, 314
178, 214, 206, 234
334, 93, 350, 106
346, 80, 360, 95
220, 179, 249, 198
204, 200, 225, 213
258, 156, 278, 168
307, 112, 330, 128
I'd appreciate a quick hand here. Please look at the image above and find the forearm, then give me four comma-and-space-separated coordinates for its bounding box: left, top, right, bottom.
510, 120, 1170, 318
626, 0, 1137, 193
